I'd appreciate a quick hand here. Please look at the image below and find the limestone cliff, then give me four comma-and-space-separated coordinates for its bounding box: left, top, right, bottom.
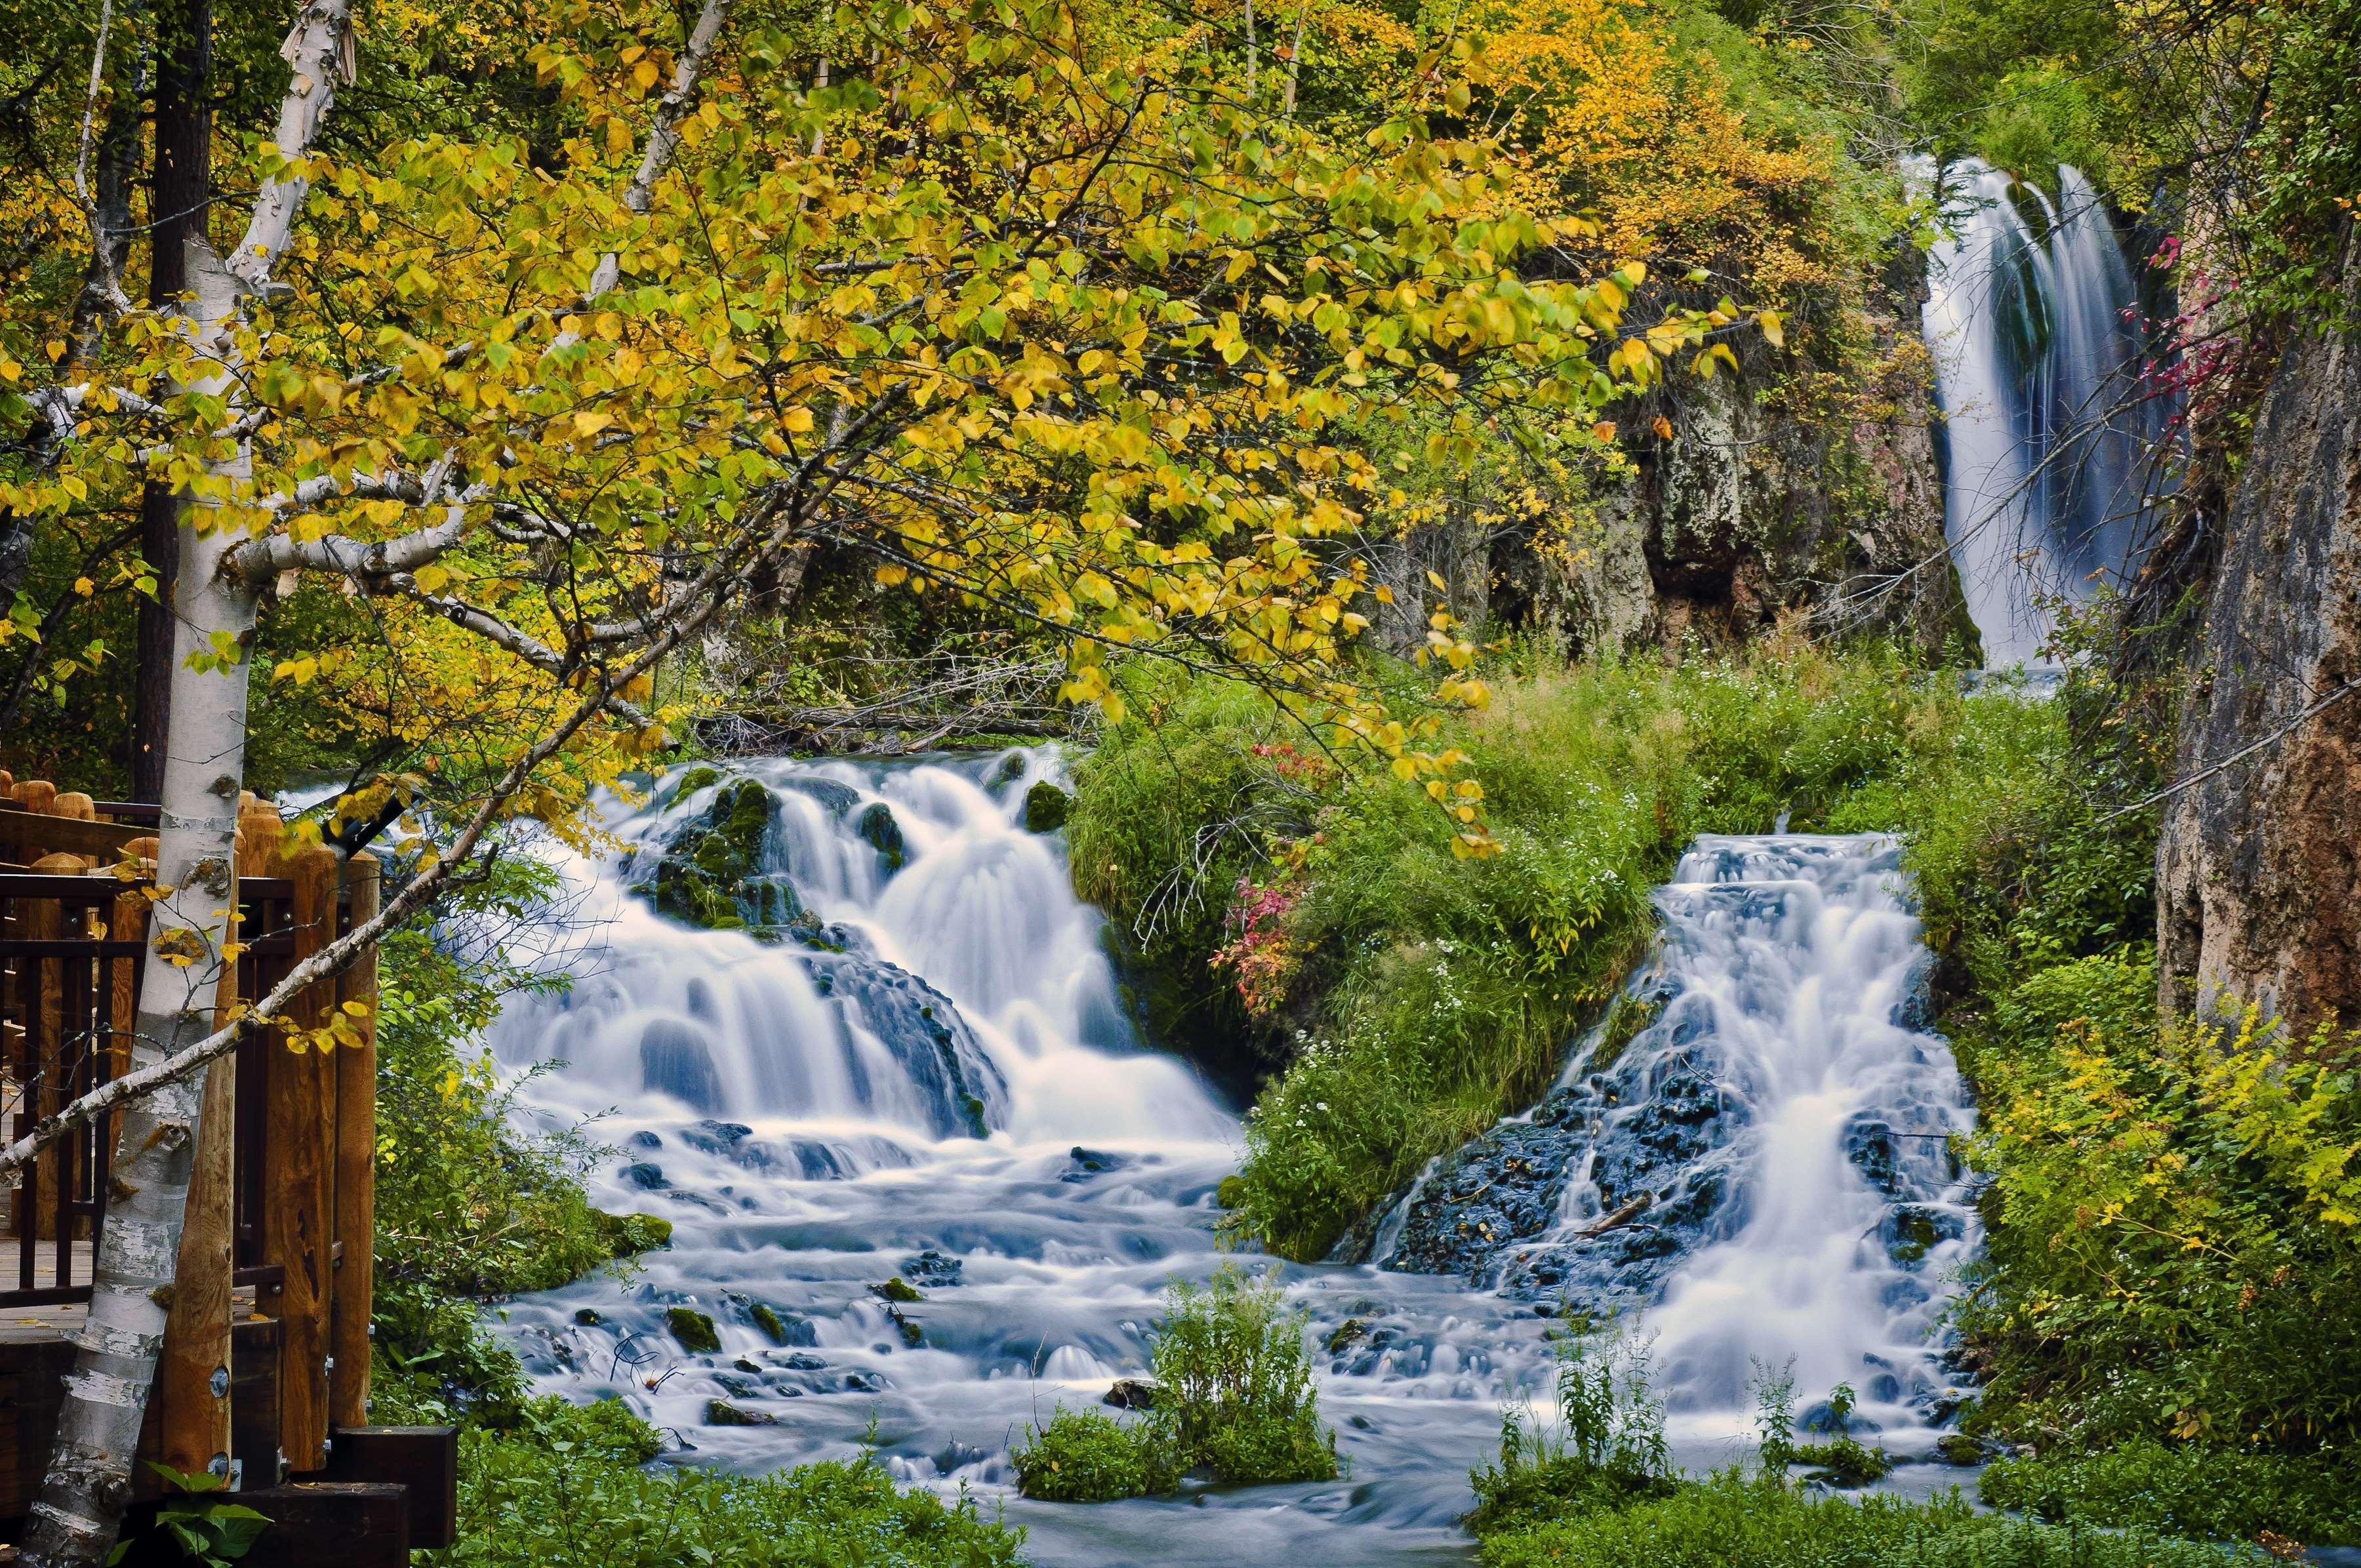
2158, 233, 2361, 1029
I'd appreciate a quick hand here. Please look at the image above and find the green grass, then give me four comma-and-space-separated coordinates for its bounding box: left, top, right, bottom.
1476, 1472, 2268, 1568
425, 1399, 1024, 1567
1981, 1441, 2361, 1547
1010, 1408, 1182, 1502
1011, 1266, 1341, 1500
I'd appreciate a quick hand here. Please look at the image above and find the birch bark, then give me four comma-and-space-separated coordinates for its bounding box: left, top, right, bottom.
20, 4, 354, 1560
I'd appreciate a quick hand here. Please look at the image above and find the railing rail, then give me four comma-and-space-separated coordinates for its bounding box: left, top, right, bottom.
0, 771, 380, 1478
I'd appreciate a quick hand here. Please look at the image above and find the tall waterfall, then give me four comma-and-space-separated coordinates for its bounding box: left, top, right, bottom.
491, 763, 1982, 1565
1921, 159, 2162, 666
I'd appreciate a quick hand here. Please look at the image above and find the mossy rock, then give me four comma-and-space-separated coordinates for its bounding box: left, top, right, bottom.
746, 1302, 819, 1346
1023, 780, 1070, 833
1215, 1175, 1249, 1210
870, 1277, 924, 1304
675, 765, 722, 796
857, 802, 906, 872
666, 1306, 721, 1353
594, 1209, 673, 1256
1933, 1434, 1985, 1466
641, 777, 818, 939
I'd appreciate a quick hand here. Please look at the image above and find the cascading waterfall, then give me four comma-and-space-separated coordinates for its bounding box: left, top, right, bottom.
1920, 158, 2163, 666
491, 765, 1981, 1565
1375, 835, 1977, 1440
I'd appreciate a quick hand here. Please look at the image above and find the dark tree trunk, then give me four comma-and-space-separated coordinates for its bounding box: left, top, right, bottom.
132, 0, 211, 803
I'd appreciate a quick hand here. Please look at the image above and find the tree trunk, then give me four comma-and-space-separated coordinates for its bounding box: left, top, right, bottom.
132, 0, 211, 804
20, 297, 259, 1557
23, 0, 352, 1553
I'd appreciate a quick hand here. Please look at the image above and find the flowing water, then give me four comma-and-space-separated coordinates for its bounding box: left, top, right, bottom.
1920, 158, 2164, 666
489, 761, 1981, 1564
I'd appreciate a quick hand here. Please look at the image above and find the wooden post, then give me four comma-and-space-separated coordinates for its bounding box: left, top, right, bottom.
267, 843, 338, 1473
328, 853, 377, 1428
25, 852, 82, 1242
152, 877, 237, 1483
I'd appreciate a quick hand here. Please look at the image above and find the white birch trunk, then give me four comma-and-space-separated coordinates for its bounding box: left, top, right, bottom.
21, 4, 352, 1559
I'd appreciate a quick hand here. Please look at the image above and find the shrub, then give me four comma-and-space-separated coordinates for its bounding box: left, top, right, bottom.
1010, 1408, 1182, 1502
1981, 1439, 2361, 1546
1954, 953, 2361, 1458
1152, 1265, 1341, 1484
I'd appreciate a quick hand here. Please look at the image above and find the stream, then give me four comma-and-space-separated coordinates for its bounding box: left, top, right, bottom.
485, 754, 1984, 1565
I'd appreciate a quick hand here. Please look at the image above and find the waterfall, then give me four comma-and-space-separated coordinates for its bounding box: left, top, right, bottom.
489, 770, 1980, 1564
1920, 159, 2161, 666
1379, 835, 1977, 1439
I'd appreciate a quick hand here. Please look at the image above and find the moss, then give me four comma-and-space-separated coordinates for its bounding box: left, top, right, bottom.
666, 1307, 721, 1353
1588, 991, 1663, 1075
1215, 1174, 1249, 1210
857, 801, 907, 870
749, 1303, 788, 1344
870, 1277, 924, 1304
1023, 780, 1071, 832
592, 1210, 672, 1258
676, 765, 721, 795
644, 777, 813, 938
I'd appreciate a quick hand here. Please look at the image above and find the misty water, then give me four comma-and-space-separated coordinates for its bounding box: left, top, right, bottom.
485, 757, 1983, 1564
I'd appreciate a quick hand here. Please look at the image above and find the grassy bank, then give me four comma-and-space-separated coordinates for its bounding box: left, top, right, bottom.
1073, 634, 1992, 1260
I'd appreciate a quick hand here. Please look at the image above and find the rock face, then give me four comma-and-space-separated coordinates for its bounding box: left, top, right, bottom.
2159, 235, 2361, 1030
1371, 246, 1975, 664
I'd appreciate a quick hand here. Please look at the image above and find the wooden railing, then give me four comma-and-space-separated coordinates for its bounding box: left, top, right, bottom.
0, 777, 379, 1487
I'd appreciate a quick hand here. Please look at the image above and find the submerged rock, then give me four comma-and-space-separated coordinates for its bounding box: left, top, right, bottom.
706, 1399, 778, 1427
1061, 1146, 1125, 1182
899, 1250, 963, 1288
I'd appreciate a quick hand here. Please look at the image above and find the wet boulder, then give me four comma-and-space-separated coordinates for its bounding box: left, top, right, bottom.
805, 950, 1008, 1138
637, 1020, 725, 1112
745, 1301, 817, 1346
666, 1308, 721, 1353
633, 775, 815, 940
1104, 1378, 1160, 1410
706, 1399, 778, 1427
